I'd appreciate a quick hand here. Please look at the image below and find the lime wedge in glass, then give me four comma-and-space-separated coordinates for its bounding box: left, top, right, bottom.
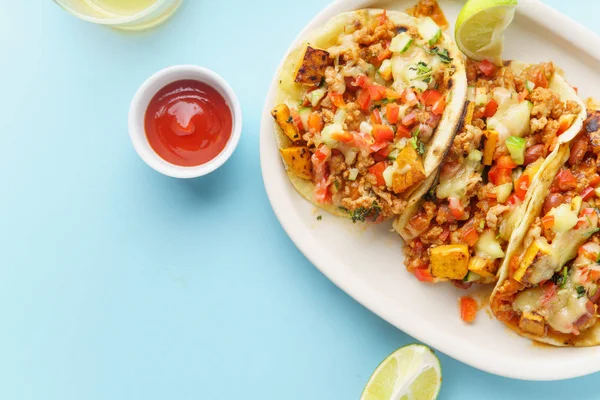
360, 344, 442, 400
455, 0, 518, 63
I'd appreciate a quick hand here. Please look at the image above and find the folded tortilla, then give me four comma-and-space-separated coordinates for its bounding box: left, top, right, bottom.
272, 9, 467, 221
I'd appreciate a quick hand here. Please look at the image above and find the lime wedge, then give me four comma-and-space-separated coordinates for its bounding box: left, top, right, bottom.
455, 0, 517, 63
360, 344, 442, 400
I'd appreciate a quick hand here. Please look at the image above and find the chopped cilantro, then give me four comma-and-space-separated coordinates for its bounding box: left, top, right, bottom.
553, 266, 569, 288
576, 285, 587, 298
410, 61, 433, 83
427, 47, 453, 64
342, 203, 382, 224
317, 215, 322, 221
410, 136, 425, 155
424, 185, 437, 201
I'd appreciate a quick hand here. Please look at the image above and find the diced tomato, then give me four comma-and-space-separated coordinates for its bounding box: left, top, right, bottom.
577, 208, 597, 229
462, 227, 479, 247
369, 161, 388, 186
515, 174, 531, 201
357, 89, 371, 111
479, 59, 497, 77
507, 193, 521, 206
314, 177, 332, 204
368, 84, 387, 101
371, 108, 382, 124
329, 92, 346, 108
484, 99, 498, 118
541, 282, 558, 306
590, 174, 600, 188
488, 166, 512, 185
330, 131, 354, 143
386, 103, 400, 124
579, 242, 600, 261
555, 170, 577, 191
377, 48, 392, 61
372, 124, 395, 142
432, 99, 445, 115
422, 89, 443, 106
497, 155, 517, 169
354, 75, 370, 88
313, 146, 330, 162
582, 187, 596, 201
373, 145, 391, 163
308, 112, 323, 133
448, 197, 465, 219
414, 268, 434, 282
290, 108, 303, 132
542, 214, 555, 229
460, 296, 478, 323
396, 124, 411, 138
370, 140, 389, 153
402, 112, 416, 127
581, 208, 596, 217
589, 269, 600, 282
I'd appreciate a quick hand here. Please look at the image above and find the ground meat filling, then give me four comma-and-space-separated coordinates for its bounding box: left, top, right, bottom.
280, 11, 459, 223
403, 59, 581, 283
492, 114, 600, 337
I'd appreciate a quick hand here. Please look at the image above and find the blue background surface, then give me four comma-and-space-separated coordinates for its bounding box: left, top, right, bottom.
1, 1, 598, 399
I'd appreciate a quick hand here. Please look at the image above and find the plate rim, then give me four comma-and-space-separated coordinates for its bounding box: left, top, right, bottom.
260, 0, 600, 381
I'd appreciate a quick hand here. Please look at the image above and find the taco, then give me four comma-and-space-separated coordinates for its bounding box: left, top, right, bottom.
271, 9, 467, 223
395, 59, 586, 285
490, 111, 600, 346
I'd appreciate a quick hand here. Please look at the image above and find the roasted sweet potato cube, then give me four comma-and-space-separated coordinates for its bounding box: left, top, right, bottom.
392, 145, 426, 194
518, 311, 547, 336
513, 239, 551, 282
272, 103, 301, 142
430, 244, 470, 280
294, 46, 330, 86
280, 147, 312, 180
468, 256, 498, 278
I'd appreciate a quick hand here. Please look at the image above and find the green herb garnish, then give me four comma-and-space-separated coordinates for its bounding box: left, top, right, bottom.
427, 47, 453, 64
410, 61, 433, 83
409, 137, 425, 155
576, 285, 587, 298
343, 203, 382, 224
553, 266, 569, 288
317, 215, 322, 221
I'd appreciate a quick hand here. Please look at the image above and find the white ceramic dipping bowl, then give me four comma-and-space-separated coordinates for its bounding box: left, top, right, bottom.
129, 65, 242, 178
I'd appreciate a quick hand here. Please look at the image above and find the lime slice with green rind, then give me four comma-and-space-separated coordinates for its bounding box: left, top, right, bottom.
360, 344, 442, 400
455, 0, 518, 63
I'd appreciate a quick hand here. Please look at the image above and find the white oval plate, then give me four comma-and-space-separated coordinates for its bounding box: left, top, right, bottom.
260, 0, 600, 381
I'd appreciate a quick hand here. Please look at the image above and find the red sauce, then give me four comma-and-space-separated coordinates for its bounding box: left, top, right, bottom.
144, 79, 233, 167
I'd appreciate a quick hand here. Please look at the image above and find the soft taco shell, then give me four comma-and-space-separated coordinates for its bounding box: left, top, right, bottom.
394, 61, 586, 244
273, 9, 467, 218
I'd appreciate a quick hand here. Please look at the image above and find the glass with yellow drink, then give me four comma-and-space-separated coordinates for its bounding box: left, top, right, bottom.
53, 0, 182, 31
